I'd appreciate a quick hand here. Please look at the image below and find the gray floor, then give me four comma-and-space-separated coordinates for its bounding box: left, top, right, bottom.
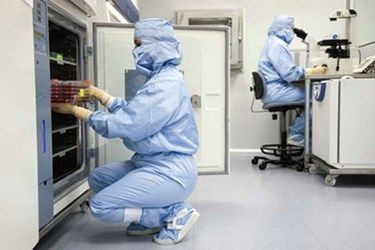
36, 154, 375, 250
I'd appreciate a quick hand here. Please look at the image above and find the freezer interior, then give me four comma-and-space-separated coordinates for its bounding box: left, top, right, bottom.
48, 18, 87, 196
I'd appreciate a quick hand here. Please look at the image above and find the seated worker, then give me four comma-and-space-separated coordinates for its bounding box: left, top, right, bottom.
52, 18, 200, 245
259, 15, 327, 146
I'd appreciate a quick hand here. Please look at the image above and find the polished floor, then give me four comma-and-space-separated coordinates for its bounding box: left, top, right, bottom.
36, 153, 375, 250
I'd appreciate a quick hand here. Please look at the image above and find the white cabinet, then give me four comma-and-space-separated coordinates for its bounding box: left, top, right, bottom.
312, 78, 375, 169
0, 0, 39, 249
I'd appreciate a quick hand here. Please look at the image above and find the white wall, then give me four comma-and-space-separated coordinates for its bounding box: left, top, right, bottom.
354, 0, 375, 45
138, 0, 346, 151
0, 0, 39, 248
353, 0, 375, 61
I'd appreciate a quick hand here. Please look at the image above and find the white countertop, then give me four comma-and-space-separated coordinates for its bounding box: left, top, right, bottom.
305, 73, 375, 80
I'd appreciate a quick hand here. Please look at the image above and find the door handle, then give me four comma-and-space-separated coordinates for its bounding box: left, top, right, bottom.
42, 119, 47, 154
313, 82, 326, 102
190, 95, 201, 108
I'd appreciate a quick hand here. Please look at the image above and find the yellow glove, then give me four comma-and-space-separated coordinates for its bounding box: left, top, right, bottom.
51, 103, 92, 121
305, 65, 328, 75
86, 84, 113, 106
51, 103, 74, 115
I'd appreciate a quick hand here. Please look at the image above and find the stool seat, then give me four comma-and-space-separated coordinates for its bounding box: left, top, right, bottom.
262, 100, 305, 112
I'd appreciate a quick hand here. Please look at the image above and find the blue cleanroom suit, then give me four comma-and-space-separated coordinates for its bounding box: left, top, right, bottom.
87, 19, 199, 240
258, 15, 305, 140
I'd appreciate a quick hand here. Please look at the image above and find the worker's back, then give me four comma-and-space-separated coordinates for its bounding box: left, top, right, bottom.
123, 66, 199, 156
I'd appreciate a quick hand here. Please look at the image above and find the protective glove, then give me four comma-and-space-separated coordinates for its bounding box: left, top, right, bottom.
305, 65, 328, 75
51, 103, 92, 121
293, 28, 308, 40
84, 82, 114, 106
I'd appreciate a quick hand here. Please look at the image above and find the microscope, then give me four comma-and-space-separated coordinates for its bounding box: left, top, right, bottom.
297, 9, 360, 74
317, 9, 358, 73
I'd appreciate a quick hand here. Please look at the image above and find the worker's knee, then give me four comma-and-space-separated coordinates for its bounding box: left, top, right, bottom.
89, 194, 109, 220
90, 194, 136, 223
88, 169, 101, 193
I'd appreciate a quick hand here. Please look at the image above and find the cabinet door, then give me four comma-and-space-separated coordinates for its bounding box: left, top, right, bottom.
93, 23, 230, 174
340, 79, 375, 165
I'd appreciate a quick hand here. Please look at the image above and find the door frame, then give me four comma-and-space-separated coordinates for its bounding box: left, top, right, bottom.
92, 22, 230, 175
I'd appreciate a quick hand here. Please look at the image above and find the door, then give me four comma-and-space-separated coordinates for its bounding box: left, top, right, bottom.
339, 78, 375, 167
93, 23, 230, 174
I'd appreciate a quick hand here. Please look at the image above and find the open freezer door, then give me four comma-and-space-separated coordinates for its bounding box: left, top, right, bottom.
93, 23, 230, 174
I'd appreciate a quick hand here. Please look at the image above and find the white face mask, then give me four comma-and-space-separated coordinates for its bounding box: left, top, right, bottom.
132, 45, 154, 76
283, 28, 295, 44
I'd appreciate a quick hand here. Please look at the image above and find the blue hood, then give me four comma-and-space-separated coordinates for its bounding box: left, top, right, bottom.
267, 15, 295, 44
133, 18, 182, 76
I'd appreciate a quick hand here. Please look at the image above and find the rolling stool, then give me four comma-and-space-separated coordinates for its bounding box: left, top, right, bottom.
250, 71, 305, 171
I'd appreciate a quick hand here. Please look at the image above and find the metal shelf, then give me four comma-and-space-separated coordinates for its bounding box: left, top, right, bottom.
53, 145, 77, 158
50, 57, 77, 66
52, 125, 78, 134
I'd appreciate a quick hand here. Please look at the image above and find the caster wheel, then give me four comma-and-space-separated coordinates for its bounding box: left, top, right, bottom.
80, 201, 90, 213
251, 158, 258, 165
296, 163, 304, 172
259, 162, 267, 170
325, 175, 337, 186
309, 165, 318, 174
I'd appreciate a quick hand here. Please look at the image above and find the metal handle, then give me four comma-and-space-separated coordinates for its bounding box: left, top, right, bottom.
238, 19, 243, 43
190, 95, 201, 108
42, 120, 47, 154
